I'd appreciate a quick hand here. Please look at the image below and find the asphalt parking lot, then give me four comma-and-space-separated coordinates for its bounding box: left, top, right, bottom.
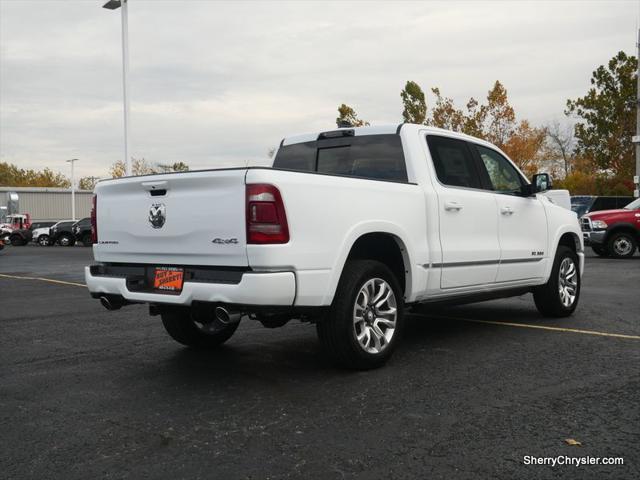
1, 246, 638, 479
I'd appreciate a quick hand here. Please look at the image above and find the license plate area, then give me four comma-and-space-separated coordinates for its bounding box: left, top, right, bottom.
153, 267, 184, 292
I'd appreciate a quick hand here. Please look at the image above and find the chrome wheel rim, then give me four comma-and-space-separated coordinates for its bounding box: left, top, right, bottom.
38, 236, 48, 246
59, 236, 70, 246
613, 237, 633, 256
353, 278, 397, 354
558, 257, 578, 308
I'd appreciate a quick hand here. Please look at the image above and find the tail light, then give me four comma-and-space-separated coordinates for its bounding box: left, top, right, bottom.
246, 184, 289, 244
90, 195, 97, 243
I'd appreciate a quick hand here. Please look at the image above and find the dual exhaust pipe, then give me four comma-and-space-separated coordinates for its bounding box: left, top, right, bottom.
100, 295, 125, 311
100, 295, 241, 324
214, 306, 241, 325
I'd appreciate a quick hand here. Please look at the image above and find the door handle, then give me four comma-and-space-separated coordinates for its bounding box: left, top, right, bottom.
444, 201, 463, 211
501, 206, 514, 215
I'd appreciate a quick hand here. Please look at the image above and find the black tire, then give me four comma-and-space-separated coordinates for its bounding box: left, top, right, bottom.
9, 234, 25, 246
607, 232, 637, 259
533, 246, 580, 318
161, 306, 240, 348
37, 235, 50, 247
81, 234, 93, 247
316, 260, 405, 370
57, 233, 75, 247
591, 245, 608, 257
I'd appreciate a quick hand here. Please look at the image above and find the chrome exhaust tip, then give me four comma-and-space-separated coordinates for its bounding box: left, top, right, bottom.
100, 295, 122, 311
215, 306, 241, 325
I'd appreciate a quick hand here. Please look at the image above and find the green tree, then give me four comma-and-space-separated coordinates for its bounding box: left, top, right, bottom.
78, 176, 99, 191
428, 87, 465, 131
484, 81, 516, 148
170, 162, 189, 172
109, 158, 156, 178
427, 88, 487, 138
565, 51, 637, 179
0, 162, 70, 188
156, 162, 189, 173
336, 104, 369, 127
400, 81, 427, 124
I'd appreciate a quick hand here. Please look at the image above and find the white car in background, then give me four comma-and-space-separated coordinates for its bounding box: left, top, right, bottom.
31, 226, 53, 246
31, 221, 62, 246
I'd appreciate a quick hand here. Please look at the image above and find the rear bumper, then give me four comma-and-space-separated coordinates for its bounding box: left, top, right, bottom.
85, 266, 296, 306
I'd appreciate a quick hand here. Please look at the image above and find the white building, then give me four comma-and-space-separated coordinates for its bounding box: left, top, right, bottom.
0, 187, 93, 222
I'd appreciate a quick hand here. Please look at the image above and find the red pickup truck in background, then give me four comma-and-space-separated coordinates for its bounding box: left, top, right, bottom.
581, 197, 640, 258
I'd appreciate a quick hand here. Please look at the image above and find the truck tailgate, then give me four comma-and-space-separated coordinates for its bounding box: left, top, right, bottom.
93, 169, 248, 266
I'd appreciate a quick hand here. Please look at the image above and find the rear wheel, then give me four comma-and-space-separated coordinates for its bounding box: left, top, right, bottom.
591, 245, 608, 257
533, 246, 580, 317
81, 233, 92, 246
607, 232, 637, 259
9, 234, 25, 246
37, 234, 50, 246
161, 306, 240, 348
316, 260, 404, 370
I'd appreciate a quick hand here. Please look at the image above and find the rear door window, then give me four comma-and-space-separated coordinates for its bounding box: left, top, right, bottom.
273, 134, 407, 182
426, 135, 483, 189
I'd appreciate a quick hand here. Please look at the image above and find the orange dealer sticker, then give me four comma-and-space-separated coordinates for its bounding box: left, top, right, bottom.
153, 267, 184, 292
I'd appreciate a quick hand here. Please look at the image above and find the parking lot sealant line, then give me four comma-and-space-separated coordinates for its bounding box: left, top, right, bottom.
2, 273, 638, 341
429, 315, 640, 341
0, 273, 86, 288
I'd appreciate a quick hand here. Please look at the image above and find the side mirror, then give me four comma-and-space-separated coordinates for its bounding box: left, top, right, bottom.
525, 173, 552, 195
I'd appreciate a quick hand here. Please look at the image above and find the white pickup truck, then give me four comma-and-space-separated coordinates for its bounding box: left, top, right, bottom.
86, 124, 584, 369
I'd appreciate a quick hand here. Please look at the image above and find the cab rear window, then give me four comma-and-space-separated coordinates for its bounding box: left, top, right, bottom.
273, 134, 407, 182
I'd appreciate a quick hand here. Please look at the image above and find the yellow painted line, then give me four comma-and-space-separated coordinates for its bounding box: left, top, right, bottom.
1, 273, 637, 340
0, 273, 86, 288
430, 315, 640, 341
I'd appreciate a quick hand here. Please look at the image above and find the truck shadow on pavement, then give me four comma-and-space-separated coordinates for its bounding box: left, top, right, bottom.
143, 303, 544, 389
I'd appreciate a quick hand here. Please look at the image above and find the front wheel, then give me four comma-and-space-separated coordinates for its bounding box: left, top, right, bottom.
607, 232, 637, 259
161, 306, 240, 348
316, 260, 404, 370
533, 246, 580, 317
37, 235, 50, 246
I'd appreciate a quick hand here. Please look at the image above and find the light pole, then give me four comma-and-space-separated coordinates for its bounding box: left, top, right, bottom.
103, 0, 132, 177
66, 159, 79, 221
635, 28, 640, 198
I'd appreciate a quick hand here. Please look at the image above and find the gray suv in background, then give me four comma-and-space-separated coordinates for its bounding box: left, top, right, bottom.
571, 196, 635, 218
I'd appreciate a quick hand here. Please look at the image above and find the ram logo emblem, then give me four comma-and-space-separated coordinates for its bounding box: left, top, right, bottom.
149, 203, 166, 229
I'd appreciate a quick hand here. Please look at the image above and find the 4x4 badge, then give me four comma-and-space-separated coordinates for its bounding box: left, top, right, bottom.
149, 203, 166, 229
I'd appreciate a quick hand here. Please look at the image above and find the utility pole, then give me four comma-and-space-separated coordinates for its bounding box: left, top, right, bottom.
635, 28, 640, 198
66, 159, 79, 221
103, 0, 131, 177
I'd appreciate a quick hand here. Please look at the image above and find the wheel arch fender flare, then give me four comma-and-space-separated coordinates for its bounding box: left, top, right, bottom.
546, 226, 583, 279
322, 221, 416, 306
605, 223, 639, 240
11, 229, 30, 241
